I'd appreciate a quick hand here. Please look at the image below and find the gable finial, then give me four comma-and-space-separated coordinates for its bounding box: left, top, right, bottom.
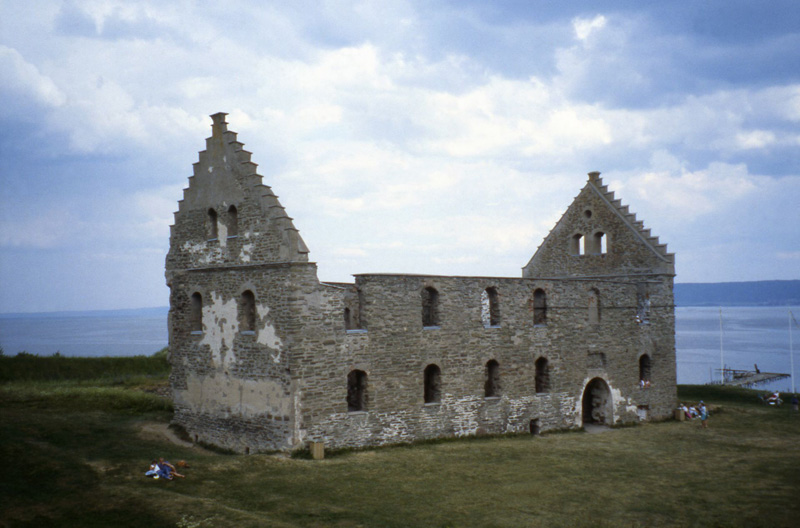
210, 112, 228, 135
588, 171, 601, 182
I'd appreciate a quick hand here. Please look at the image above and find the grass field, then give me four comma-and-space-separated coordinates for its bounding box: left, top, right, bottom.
1, 355, 799, 527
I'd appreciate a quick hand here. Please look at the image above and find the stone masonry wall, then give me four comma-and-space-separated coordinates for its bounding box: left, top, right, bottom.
167, 116, 677, 453
295, 273, 676, 450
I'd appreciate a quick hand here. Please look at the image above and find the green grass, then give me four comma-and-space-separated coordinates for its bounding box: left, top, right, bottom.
0, 349, 169, 383
2, 358, 799, 527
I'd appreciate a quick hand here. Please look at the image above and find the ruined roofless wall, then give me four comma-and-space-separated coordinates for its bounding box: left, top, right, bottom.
294, 273, 676, 449
167, 114, 677, 453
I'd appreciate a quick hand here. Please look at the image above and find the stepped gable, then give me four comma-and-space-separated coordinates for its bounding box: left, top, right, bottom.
523, 171, 674, 278
167, 113, 309, 270
584, 171, 673, 263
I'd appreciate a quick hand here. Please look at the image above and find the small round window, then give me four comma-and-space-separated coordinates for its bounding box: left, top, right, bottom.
584, 209, 593, 218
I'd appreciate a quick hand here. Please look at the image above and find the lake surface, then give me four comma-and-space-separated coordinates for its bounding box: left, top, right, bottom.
1, 306, 798, 391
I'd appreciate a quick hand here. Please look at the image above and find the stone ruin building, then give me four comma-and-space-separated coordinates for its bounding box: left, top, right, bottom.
165, 113, 677, 453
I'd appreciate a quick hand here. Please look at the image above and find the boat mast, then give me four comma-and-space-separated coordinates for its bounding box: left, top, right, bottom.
791, 310, 796, 394
719, 308, 724, 385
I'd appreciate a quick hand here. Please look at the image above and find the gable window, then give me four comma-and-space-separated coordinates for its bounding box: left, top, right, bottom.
571, 233, 585, 255
535, 357, 550, 393
481, 287, 500, 327
208, 208, 218, 239
240, 290, 256, 332
485, 359, 501, 397
533, 289, 547, 326
593, 232, 607, 254
422, 286, 440, 327
227, 205, 238, 237
347, 370, 368, 411
588, 289, 600, 324
190, 292, 203, 333
424, 364, 442, 403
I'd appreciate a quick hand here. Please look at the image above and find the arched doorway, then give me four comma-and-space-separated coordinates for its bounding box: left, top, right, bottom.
582, 378, 612, 425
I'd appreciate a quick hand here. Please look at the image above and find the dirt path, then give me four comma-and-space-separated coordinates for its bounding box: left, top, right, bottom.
139, 422, 213, 454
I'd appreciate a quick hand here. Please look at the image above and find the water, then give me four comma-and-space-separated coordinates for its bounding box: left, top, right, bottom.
1, 306, 797, 392
677, 306, 799, 393
0, 310, 168, 358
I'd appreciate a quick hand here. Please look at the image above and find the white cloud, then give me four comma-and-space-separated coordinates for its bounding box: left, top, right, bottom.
626, 161, 759, 219
2, 1, 799, 311
573, 15, 606, 42
735, 130, 776, 149
0, 46, 66, 109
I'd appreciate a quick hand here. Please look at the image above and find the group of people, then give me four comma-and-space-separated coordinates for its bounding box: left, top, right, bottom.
145, 457, 186, 480
678, 401, 708, 428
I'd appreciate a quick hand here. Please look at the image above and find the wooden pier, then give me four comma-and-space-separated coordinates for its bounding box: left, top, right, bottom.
713, 368, 790, 388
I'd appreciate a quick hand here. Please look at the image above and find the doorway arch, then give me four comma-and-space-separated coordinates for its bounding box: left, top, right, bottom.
582, 378, 613, 425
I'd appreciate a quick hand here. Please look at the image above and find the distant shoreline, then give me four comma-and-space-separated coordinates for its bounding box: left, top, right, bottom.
1, 280, 798, 316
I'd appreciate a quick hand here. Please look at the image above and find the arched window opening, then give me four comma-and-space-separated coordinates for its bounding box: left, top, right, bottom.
422, 287, 440, 327
533, 289, 547, 326
639, 354, 652, 385
227, 205, 238, 237
594, 232, 606, 254
344, 307, 352, 330
240, 290, 256, 332
347, 370, 367, 411
535, 357, 549, 394
481, 287, 500, 327
588, 289, 600, 324
571, 233, 585, 255
190, 292, 203, 332
424, 364, 442, 403
485, 360, 501, 398
208, 208, 218, 239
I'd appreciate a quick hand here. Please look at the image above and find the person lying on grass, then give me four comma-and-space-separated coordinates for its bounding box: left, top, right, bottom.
144, 459, 185, 480
158, 457, 185, 479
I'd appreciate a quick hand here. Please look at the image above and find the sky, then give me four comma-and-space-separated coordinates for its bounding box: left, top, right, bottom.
1, 0, 799, 313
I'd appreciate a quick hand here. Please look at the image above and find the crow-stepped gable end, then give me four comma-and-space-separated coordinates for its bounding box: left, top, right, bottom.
166, 114, 677, 454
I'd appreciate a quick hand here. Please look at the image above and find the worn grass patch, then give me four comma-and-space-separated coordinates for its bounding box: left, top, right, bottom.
1, 376, 799, 527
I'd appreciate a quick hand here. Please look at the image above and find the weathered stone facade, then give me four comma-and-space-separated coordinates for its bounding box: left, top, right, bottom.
166, 113, 677, 453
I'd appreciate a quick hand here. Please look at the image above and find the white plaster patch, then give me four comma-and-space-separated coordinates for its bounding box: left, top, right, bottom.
218, 222, 228, 247
176, 373, 291, 418
610, 387, 631, 423
255, 302, 283, 357
181, 240, 224, 265
199, 292, 238, 368
208, 166, 213, 173
239, 243, 254, 263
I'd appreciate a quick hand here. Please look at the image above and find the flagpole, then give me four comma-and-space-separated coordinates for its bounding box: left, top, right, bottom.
719, 308, 724, 385
790, 310, 795, 394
